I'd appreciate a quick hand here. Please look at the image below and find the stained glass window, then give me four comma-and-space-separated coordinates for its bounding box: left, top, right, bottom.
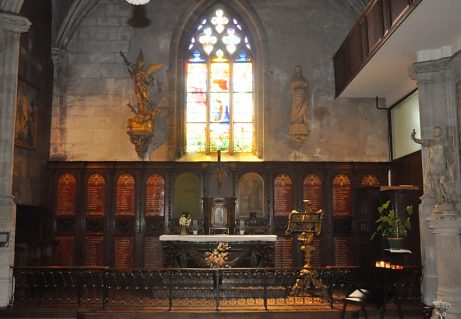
186, 7, 254, 154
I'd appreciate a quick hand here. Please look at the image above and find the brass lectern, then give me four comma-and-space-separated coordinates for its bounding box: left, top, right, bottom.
286, 200, 324, 296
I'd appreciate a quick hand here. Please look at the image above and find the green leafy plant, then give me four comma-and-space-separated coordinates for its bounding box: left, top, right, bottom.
371, 200, 413, 239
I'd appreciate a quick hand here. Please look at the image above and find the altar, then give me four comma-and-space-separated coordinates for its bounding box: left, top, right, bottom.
159, 234, 277, 268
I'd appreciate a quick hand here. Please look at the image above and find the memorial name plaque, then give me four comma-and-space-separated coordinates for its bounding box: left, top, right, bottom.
303, 174, 322, 212
361, 174, 380, 187
115, 236, 134, 269
333, 174, 351, 217
146, 174, 165, 217
87, 173, 105, 216
144, 236, 163, 268
312, 238, 322, 267
56, 173, 77, 216
274, 174, 293, 216
85, 235, 104, 266
116, 174, 135, 216
334, 236, 353, 266
274, 236, 293, 267
54, 236, 74, 266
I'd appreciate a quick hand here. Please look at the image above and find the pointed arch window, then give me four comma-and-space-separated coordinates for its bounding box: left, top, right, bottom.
185, 7, 254, 154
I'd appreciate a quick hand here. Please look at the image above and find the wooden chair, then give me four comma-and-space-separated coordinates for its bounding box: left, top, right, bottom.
340, 287, 404, 319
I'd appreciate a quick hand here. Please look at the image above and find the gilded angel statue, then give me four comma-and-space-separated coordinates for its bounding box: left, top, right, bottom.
120, 50, 165, 128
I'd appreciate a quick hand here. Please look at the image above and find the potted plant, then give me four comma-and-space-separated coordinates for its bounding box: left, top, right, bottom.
371, 200, 413, 249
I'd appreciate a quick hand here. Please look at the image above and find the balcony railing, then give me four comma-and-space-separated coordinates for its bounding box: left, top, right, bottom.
334, 0, 422, 97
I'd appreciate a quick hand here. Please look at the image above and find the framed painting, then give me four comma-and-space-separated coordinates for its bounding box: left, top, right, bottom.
15, 79, 38, 149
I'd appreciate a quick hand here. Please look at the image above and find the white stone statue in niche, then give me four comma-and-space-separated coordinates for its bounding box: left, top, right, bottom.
412, 127, 456, 206
289, 65, 309, 125
288, 65, 310, 149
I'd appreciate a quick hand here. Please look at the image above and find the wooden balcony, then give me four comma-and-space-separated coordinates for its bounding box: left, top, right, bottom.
334, 0, 422, 97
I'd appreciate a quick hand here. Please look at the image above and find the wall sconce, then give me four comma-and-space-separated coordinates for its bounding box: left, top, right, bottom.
0, 232, 10, 248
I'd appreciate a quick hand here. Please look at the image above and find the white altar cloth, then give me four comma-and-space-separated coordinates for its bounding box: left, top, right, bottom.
159, 234, 277, 242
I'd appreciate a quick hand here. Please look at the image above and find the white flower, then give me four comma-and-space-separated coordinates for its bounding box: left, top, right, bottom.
179, 213, 191, 227
433, 300, 451, 315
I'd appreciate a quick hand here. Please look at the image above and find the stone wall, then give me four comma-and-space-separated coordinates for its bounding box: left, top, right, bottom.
50, 0, 389, 162
13, 0, 53, 206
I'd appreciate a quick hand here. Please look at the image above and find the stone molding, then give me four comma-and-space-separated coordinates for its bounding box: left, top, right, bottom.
0, 12, 30, 34
0, 0, 24, 14
54, 0, 100, 49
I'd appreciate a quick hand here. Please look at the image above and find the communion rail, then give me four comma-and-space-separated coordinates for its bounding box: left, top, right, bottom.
10, 266, 421, 311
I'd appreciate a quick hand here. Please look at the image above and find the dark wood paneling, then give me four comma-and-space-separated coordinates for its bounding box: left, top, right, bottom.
48, 161, 391, 269
391, 151, 423, 188
334, 0, 422, 97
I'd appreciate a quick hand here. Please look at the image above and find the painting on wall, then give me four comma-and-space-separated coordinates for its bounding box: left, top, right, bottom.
236, 172, 264, 219
15, 79, 38, 149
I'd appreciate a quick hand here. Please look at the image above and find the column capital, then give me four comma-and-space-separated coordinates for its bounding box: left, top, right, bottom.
0, 12, 30, 34
409, 56, 453, 83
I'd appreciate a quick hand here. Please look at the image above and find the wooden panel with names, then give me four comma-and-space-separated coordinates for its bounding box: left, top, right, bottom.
312, 238, 322, 267
54, 236, 74, 266
303, 174, 322, 212
274, 174, 293, 216
333, 174, 351, 217
144, 236, 163, 268
146, 174, 165, 217
116, 174, 135, 216
361, 174, 380, 187
274, 236, 293, 268
85, 235, 104, 266
334, 236, 354, 266
56, 173, 77, 216
115, 236, 134, 269
86, 173, 105, 216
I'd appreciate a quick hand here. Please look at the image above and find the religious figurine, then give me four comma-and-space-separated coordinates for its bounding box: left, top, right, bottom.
120, 50, 164, 130
288, 65, 310, 148
120, 50, 165, 159
289, 65, 308, 125
411, 127, 456, 206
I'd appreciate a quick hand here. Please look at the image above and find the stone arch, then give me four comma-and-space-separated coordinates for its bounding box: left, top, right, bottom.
168, 0, 268, 159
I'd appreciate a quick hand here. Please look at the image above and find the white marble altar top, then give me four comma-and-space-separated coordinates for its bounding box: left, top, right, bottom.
159, 234, 277, 242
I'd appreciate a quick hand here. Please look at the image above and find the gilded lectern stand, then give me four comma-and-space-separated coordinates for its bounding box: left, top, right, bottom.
286, 200, 324, 296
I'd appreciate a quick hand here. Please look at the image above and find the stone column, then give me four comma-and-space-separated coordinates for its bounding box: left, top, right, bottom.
50, 47, 68, 159
429, 211, 461, 318
410, 52, 461, 317
0, 12, 31, 307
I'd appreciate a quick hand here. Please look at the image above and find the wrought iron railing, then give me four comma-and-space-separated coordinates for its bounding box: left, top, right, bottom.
11, 266, 421, 311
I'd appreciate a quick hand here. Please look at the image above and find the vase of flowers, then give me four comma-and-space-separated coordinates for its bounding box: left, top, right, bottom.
205, 242, 231, 268
206, 242, 231, 287
179, 212, 191, 235
433, 300, 450, 319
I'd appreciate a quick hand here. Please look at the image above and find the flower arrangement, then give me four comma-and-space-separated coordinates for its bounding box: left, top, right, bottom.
433, 300, 450, 317
179, 212, 192, 227
205, 242, 231, 268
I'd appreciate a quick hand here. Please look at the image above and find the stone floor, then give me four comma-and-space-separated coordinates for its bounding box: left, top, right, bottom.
0, 301, 427, 319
